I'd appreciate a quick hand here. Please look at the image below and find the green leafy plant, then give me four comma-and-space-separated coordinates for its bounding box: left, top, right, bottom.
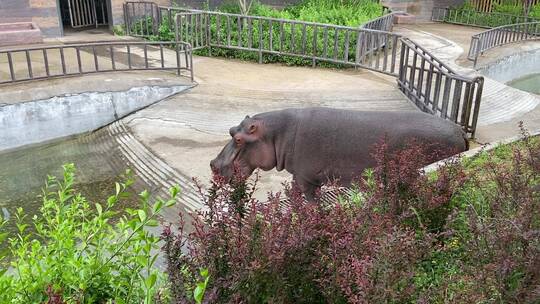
193, 268, 210, 304
113, 25, 126, 36
0, 164, 179, 303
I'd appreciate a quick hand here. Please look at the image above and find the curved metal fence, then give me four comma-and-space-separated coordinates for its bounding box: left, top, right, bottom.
174, 10, 403, 76
0, 41, 194, 85
468, 21, 540, 66
432, 6, 539, 28
123, 1, 161, 37
398, 38, 484, 136
361, 11, 396, 31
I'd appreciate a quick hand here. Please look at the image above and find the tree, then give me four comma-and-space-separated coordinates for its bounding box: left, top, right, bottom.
237, 0, 255, 15
523, 0, 533, 16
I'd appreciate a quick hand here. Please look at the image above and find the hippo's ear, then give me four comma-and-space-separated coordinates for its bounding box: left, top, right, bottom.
245, 115, 250, 119
248, 123, 257, 134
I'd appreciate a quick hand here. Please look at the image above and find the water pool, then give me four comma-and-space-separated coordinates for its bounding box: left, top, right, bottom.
506, 73, 540, 95
0, 131, 140, 238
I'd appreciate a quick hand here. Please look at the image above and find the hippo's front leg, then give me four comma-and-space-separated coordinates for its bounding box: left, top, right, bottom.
293, 175, 320, 202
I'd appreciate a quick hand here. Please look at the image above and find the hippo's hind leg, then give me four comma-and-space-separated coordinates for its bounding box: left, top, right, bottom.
294, 176, 321, 202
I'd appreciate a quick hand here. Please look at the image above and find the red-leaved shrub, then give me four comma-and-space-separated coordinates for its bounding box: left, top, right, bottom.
162, 141, 468, 303
163, 130, 540, 303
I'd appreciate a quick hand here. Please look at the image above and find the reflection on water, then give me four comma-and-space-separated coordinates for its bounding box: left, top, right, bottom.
0, 132, 140, 237
507, 73, 540, 95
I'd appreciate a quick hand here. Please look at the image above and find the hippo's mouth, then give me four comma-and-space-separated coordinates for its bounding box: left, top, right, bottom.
231, 152, 256, 180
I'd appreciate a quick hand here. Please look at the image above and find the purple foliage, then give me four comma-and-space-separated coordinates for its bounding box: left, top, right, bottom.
163, 133, 540, 303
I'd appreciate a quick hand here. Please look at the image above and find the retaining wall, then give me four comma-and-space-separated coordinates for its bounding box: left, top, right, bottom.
479, 48, 540, 83
0, 85, 188, 151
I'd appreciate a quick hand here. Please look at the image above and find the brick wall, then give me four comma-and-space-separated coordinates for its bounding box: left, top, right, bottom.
0, 0, 61, 36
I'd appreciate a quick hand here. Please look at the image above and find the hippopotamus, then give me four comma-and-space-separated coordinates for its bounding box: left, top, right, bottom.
210, 107, 468, 200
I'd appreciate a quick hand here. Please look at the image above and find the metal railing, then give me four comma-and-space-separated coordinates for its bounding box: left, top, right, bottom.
432, 6, 540, 28
0, 41, 193, 85
124, 2, 188, 37
122, 2, 484, 136
469, 0, 540, 13
361, 11, 396, 31
398, 38, 484, 137
175, 10, 403, 76
124, 2, 402, 75
124, 1, 161, 37
468, 21, 540, 66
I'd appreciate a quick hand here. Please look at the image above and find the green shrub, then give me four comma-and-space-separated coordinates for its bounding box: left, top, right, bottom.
113, 25, 126, 36
129, 16, 157, 36
530, 3, 540, 18
447, 0, 540, 27
152, 0, 383, 67
0, 164, 179, 303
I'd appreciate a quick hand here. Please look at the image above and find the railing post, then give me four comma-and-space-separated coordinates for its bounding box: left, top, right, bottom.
258, 18, 263, 64
175, 13, 182, 76
125, 3, 131, 36
312, 25, 317, 67
156, 4, 162, 32
355, 31, 363, 67
207, 13, 212, 56
190, 44, 194, 82
470, 77, 484, 138
397, 39, 406, 89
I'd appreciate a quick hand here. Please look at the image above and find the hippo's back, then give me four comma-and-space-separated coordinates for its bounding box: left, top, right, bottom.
291, 108, 466, 183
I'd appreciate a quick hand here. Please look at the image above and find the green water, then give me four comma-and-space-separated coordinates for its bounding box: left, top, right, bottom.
507, 73, 540, 95
0, 134, 140, 238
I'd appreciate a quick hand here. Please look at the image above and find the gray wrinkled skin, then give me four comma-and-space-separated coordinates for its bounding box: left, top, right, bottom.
211, 107, 468, 200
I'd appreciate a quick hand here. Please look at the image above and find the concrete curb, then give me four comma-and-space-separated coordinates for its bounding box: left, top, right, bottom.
423, 128, 540, 173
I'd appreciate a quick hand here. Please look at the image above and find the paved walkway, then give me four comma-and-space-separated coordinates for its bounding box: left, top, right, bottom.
395, 23, 540, 143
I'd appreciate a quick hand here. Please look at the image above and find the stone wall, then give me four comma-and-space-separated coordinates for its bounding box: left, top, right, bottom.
0, 0, 61, 37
